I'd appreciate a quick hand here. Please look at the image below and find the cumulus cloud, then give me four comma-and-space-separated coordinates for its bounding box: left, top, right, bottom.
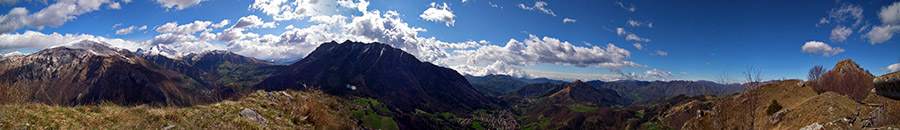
451, 61, 531, 78
155, 0, 207, 10
115, 25, 147, 35
615, 1, 635, 12
419, 2, 456, 27
517, 1, 556, 16
285, 25, 295, 29
444, 35, 644, 77
211, 19, 230, 28
879, 2, 900, 25
250, 0, 340, 21
108, 2, 121, 9
632, 43, 643, 50
865, 25, 900, 44
155, 21, 214, 35
830, 26, 852, 42
231, 15, 276, 29
0, 0, 117, 33
865, 2, 900, 44
801, 41, 844, 57
563, 18, 576, 23
0, 31, 142, 52
884, 63, 900, 72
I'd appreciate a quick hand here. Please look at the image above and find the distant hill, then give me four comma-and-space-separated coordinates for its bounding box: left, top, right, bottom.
464, 74, 567, 96
586, 80, 742, 102
257, 41, 491, 115
504, 80, 625, 107
136, 46, 285, 95
0, 40, 219, 106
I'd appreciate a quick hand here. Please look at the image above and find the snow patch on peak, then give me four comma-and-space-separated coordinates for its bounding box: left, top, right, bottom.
0, 51, 28, 60
135, 44, 186, 59
51, 40, 124, 57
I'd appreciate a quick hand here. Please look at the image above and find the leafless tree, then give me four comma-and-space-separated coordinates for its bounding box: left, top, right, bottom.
808, 65, 825, 83
717, 65, 734, 84
742, 65, 763, 130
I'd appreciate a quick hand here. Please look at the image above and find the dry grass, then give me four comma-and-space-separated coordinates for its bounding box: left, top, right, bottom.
0, 90, 355, 129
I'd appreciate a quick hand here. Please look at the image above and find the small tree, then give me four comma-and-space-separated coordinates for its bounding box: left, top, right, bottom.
808, 65, 825, 82
742, 65, 763, 130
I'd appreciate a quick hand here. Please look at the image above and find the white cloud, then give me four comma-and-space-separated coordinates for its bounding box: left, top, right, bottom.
865, 2, 900, 44
155, 21, 213, 35
488, 2, 499, 8
0, 0, 117, 33
419, 2, 456, 27
616, 27, 650, 42
451, 61, 531, 78
626, 34, 650, 42
0, 31, 142, 52
865, 25, 900, 44
879, 2, 900, 25
111, 23, 122, 29
517, 1, 556, 16
115, 25, 147, 35
337, 0, 369, 13
444, 35, 644, 77
651, 50, 668, 56
627, 20, 652, 28
644, 69, 675, 81
148, 33, 197, 45
884, 63, 900, 72
461, 0, 467, 3
680, 72, 688, 75
251, 0, 341, 21
830, 26, 852, 42
155, 0, 207, 10
562, 18, 576, 23
818, 4, 863, 27
801, 41, 844, 57
211, 19, 230, 28
632, 43, 643, 50
108, 2, 121, 9
285, 25, 295, 29
231, 15, 276, 29
615, 1, 635, 12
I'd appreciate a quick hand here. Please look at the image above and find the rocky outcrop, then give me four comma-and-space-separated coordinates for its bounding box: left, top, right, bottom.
240, 108, 268, 126
815, 59, 875, 101
874, 71, 900, 100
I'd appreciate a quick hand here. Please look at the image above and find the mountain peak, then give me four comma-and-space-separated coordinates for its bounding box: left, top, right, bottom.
50, 40, 124, 57
135, 44, 183, 59
834, 59, 862, 72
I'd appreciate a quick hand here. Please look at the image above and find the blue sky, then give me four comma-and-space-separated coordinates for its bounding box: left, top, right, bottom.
1, 0, 899, 82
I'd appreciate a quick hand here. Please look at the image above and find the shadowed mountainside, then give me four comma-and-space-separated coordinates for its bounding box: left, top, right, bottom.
0, 40, 219, 107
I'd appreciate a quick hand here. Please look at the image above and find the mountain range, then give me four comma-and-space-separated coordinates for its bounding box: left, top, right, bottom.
2, 40, 899, 129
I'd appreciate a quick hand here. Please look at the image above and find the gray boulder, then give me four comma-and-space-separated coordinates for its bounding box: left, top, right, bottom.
240, 108, 268, 126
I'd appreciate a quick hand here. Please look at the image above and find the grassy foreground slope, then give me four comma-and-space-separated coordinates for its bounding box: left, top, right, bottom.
0, 90, 354, 129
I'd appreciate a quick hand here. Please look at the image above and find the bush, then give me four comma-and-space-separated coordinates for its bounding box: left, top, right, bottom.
765, 100, 783, 115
